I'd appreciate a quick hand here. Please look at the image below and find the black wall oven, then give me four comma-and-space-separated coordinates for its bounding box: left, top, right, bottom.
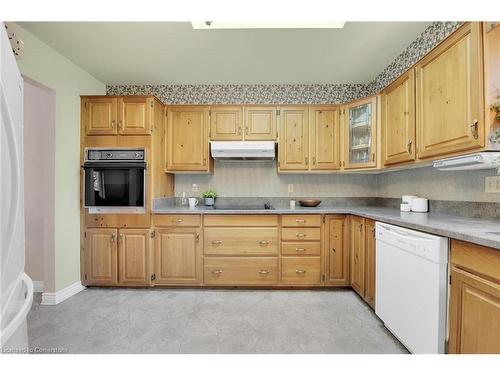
83, 148, 146, 212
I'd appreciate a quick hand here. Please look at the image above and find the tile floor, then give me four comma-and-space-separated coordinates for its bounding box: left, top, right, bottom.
27, 288, 407, 354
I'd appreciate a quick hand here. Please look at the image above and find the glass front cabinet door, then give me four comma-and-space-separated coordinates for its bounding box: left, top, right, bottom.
344, 96, 378, 169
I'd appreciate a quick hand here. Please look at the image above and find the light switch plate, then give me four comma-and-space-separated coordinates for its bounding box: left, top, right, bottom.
485, 176, 500, 193
288, 184, 294, 193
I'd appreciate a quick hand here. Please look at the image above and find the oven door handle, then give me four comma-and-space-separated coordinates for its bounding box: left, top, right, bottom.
82, 162, 146, 169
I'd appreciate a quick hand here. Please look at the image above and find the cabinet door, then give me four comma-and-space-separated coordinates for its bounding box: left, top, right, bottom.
416, 22, 484, 159
118, 229, 152, 286
278, 106, 309, 171
364, 219, 376, 309
244, 106, 277, 140
155, 228, 201, 285
324, 215, 349, 286
84, 97, 118, 135
167, 106, 210, 172
344, 96, 377, 169
310, 107, 341, 170
118, 97, 152, 135
350, 216, 365, 296
84, 228, 118, 285
448, 267, 500, 353
210, 106, 243, 140
382, 70, 416, 165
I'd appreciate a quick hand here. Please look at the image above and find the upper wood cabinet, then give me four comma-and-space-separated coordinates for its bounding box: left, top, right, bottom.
84, 97, 118, 135
166, 106, 211, 173
209, 106, 243, 140
350, 216, 365, 296
343, 96, 378, 169
84, 228, 118, 285
364, 219, 376, 309
155, 227, 202, 285
83, 96, 156, 136
310, 106, 341, 170
324, 215, 349, 286
382, 70, 416, 166
278, 106, 309, 171
117, 97, 153, 135
118, 229, 152, 286
416, 22, 484, 159
448, 240, 500, 354
244, 106, 278, 140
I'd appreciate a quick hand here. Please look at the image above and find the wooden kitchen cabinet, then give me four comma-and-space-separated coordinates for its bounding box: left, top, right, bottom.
382, 70, 416, 166
324, 215, 349, 286
209, 106, 243, 140
416, 22, 484, 159
155, 227, 202, 285
448, 240, 500, 354
343, 96, 378, 170
166, 106, 211, 172
364, 219, 376, 309
117, 97, 153, 135
278, 106, 309, 171
244, 106, 278, 140
310, 106, 341, 170
350, 216, 365, 296
118, 229, 152, 286
84, 228, 118, 285
84, 97, 118, 135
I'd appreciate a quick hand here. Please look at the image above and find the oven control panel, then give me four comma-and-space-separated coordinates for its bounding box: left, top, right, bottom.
86, 148, 145, 161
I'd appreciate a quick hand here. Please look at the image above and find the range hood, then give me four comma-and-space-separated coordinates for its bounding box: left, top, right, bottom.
433, 152, 500, 171
210, 141, 275, 160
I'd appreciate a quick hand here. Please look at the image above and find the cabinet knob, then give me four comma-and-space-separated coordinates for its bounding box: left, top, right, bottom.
212, 240, 223, 245
295, 233, 306, 238
111, 120, 116, 128
331, 247, 336, 253
203, 158, 207, 166
295, 219, 306, 224
258, 270, 270, 275
172, 219, 183, 224
211, 269, 223, 275
259, 240, 270, 246
312, 157, 316, 165
110, 233, 116, 242
295, 269, 307, 274
295, 248, 306, 252
471, 119, 479, 139
407, 140, 412, 154
118, 120, 123, 129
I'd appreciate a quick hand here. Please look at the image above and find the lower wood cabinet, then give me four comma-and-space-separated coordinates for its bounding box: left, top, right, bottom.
324, 215, 349, 286
204, 257, 278, 286
448, 240, 500, 354
83, 228, 152, 286
281, 257, 321, 285
155, 227, 202, 285
349, 216, 376, 308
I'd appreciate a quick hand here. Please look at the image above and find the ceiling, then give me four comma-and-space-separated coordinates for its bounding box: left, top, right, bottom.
18, 22, 432, 85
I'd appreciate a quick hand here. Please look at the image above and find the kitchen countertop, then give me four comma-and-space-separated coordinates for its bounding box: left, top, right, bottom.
152, 205, 500, 250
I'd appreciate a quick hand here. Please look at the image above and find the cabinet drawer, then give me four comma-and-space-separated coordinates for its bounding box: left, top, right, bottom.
204, 215, 278, 227
281, 242, 321, 256
204, 257, 278, 285
154, 215, 201, 227
204, 227, 278, 256
281, 227, 321, 241
282, 215, 321, 227
281, 257, 321, 285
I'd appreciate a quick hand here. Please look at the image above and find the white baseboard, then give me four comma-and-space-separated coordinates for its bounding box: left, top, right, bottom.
32, 281, 44, 293
41, 281, 86, 305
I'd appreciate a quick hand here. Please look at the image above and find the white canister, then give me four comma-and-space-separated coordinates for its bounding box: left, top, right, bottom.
411, 197, 429, 212
400, 203, 411, 212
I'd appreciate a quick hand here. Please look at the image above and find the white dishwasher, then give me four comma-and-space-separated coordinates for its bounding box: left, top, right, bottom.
375, 222, 449, 354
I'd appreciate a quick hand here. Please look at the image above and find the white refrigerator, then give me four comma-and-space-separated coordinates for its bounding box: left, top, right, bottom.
0, 22, 33, 350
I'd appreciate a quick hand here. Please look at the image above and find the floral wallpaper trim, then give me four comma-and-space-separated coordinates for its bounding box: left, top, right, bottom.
106, 22, 463, 104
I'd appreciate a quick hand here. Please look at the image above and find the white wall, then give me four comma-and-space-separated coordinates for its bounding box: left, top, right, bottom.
14, 24, 106, 292
23, 79, 56, 292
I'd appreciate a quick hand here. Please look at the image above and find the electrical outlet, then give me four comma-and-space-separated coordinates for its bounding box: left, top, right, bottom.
192, 183, 199, 193
485, 176, 500, 193
288, 184, 294, 193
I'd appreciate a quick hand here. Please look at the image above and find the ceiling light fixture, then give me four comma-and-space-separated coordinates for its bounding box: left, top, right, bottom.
191, 21, 345, 29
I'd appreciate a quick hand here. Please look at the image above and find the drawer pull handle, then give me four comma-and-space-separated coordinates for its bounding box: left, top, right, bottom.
295, 269, 307, 274
211, 269, 223, 275
295, 219, 306, 223
295, 248, 306, 252
259, 240, 270, 246
172, 219, 183, 224
296, 233, 306, 238
258, 270, 270, 275
211, 240, 223, 245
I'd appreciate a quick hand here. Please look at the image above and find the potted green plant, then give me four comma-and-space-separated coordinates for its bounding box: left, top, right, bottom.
202, 188, 217, 206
